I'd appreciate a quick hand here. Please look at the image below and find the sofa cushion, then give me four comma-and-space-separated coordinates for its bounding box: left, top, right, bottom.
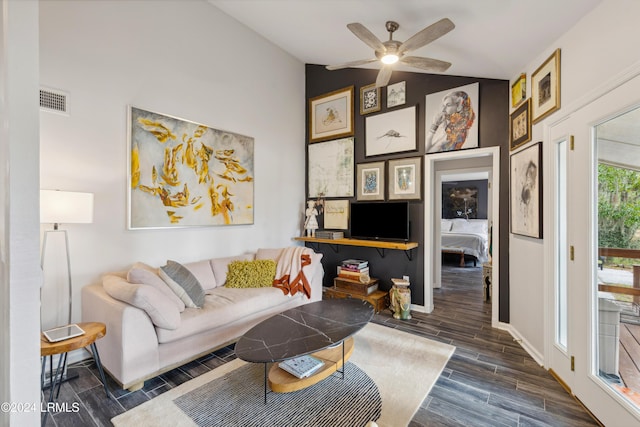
159, 261, 206, 308
155, 287, 303, 343
127, 263, 186, 312
225, 259, 277, 288
255, 247, 284, 262
103, 274, 181, 330
210, 253, 255, 287
183, 259, 217, 291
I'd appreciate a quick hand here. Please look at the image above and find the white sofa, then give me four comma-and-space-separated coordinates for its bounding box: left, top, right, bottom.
81, 247, 323, 391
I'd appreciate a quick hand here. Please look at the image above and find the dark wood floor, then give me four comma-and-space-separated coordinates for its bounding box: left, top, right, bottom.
43, 262, 599, 426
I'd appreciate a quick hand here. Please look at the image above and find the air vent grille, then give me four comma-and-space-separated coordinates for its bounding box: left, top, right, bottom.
40, 88, 68, 114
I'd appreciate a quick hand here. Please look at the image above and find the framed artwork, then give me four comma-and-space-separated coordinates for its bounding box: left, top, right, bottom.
308, 137, 354, 198
356, 161, 385, 201
128, 106, 254, 229
365, 106, 417, 157
511, 73, 526, 107
388, 157, 422, 200
510, 98, 532, 151
360, 83, 380, 115
444, 186, 478, 219
510, 142, 542, 238
387, 81, 406, 108
531, 49, 561, 124
323, 199, 349, 230
309, 86, 354, 143
425, 82, 479, 153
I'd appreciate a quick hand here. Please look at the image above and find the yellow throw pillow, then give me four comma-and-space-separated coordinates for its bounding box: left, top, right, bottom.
225, 259, 277, 288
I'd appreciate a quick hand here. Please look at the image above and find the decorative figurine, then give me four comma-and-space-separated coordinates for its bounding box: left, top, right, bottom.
390, 278, 412, 320
304, 200, 318, 237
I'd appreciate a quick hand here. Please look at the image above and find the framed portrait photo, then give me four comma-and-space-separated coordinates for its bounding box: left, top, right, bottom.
356, 161, 385, 201
360, 83, 381, 115
510, 142, 542, 238
532, 49, 561, 124
365, 106, 417, 157
388, 157, 422, 200
309, 86, 354, 143
510, 98, 532, 151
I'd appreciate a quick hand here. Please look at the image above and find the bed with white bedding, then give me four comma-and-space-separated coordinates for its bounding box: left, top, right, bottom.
441, 218, 489, 267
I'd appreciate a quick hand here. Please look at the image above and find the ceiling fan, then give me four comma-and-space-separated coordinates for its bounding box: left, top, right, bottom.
326, 18, 455, 88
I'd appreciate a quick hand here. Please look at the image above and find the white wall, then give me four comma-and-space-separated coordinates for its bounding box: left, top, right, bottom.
509, 0, 640, 357
39, 0, 305, 326
1, 1, 42, 424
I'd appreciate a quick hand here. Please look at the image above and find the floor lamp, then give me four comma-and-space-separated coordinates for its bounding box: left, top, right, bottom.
40, 189, 94, 326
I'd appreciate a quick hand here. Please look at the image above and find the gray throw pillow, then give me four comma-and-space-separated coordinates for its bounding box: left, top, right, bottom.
159, 260, 206, 308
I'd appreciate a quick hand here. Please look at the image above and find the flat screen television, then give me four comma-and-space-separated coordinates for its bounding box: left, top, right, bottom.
350, 201, 410, 241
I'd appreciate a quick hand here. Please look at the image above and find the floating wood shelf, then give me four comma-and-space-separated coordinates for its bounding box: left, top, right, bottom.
294, 237, 418, 259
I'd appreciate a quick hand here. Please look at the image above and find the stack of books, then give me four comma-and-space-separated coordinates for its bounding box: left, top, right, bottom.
279, 355, 325, 379
337, 259, 370, 283
315, 230, 344, 239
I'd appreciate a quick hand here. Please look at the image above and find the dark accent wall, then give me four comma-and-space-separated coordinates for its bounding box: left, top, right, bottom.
305, 64, 510, 322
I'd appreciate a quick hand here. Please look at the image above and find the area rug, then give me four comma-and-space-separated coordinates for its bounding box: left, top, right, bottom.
111, 322, 455, 427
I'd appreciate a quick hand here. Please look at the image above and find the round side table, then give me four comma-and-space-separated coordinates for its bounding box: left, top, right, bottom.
41, 321, 110, 423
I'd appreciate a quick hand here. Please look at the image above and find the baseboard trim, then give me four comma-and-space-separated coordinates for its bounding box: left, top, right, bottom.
500, 323, 544, 366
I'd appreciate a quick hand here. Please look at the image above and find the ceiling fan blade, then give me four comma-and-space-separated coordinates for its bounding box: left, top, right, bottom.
375, 65, 393, 88
400, 56, 452, 73
347, 22, 385, 52
398, 18, 455, 55
325, 58, 378, 71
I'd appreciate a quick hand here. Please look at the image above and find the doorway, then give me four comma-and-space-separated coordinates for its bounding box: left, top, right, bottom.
423, 146, 500, 327
435, 168, 490, 287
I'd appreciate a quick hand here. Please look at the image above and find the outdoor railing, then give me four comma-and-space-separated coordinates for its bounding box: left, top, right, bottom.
598, 248, 640, 303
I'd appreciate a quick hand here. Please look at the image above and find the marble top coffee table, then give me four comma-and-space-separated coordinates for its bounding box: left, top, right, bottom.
235, 298, 374, 402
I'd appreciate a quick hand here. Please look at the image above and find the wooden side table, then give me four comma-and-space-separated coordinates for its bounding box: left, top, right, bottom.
41, 321, 110, 422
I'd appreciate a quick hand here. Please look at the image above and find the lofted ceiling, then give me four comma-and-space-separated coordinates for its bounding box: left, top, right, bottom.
208, 0, 602, 81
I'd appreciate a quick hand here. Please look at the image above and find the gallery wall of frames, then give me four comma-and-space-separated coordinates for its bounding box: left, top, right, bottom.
304, 64, 510, 313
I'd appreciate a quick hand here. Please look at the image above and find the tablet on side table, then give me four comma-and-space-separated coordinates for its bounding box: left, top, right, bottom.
43, 324, 85, 343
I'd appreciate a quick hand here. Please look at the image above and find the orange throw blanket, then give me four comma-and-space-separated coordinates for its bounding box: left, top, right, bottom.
273, 247, 313, 299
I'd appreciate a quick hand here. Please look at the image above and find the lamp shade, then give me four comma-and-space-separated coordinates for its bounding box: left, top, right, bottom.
40, 190, 94, 224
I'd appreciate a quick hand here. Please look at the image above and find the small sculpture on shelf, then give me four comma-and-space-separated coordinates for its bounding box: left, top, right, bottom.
304, 200, 319, 237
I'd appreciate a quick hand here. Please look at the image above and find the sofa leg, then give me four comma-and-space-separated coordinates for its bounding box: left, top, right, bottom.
127, 382, 144, 392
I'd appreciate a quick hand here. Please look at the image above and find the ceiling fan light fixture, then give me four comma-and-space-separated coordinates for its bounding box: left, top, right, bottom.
381, 53, 399, 65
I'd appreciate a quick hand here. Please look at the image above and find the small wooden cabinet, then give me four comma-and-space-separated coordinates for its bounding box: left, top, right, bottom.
323, 286, 389, 313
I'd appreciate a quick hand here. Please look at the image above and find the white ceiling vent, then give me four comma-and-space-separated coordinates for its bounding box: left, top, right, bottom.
40, 87, 69, 115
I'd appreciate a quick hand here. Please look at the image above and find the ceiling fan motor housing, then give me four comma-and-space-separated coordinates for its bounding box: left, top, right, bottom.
385, 21, 399, 34
376, 40, 402, 60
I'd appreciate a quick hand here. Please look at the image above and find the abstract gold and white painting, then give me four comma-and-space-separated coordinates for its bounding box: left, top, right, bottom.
128, 106, 254, 229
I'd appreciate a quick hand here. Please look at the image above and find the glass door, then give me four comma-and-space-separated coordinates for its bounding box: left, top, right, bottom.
548, 73, 640, 426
